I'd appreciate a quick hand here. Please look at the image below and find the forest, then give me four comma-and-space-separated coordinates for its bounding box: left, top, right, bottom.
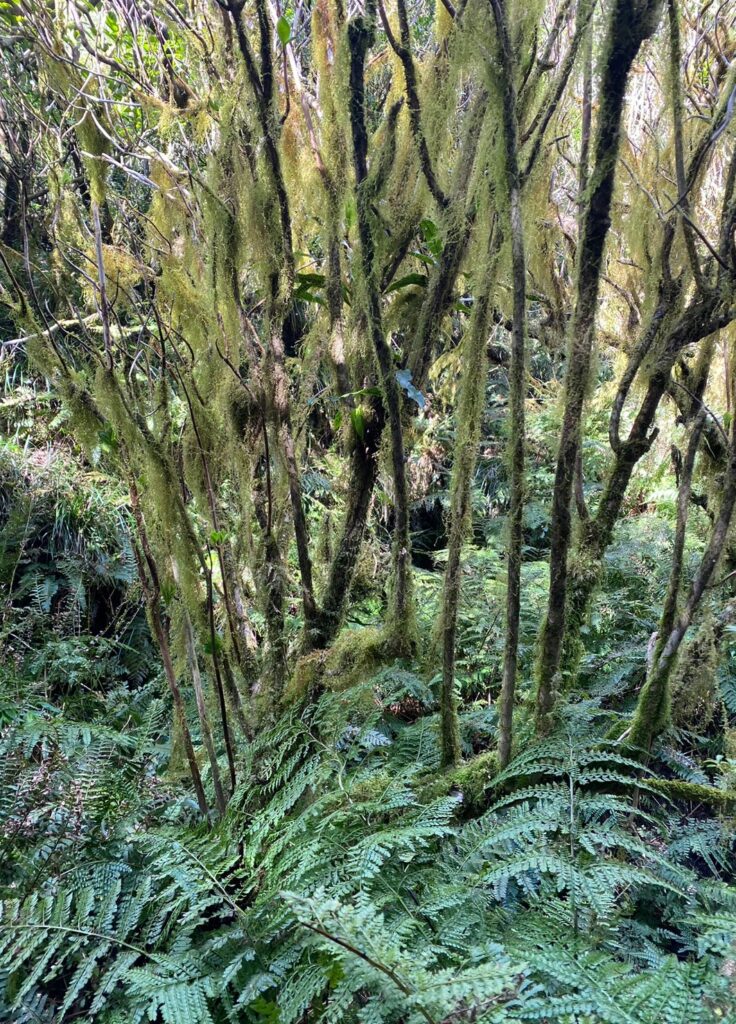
1, 0, 736, 1019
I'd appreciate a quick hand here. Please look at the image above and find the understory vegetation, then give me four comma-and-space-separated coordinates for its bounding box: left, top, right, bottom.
1, 0, 736, 1020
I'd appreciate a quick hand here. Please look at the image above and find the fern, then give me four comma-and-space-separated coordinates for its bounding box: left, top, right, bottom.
2, 684, 736, 1023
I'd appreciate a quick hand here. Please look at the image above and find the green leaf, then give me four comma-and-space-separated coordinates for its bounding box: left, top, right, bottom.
277, 16, 292, 45
350, 407, 366, 441
294, 287, 327, 306
385, 273, 428, 294
410, 251, 436, 266
420, 218, 443, 257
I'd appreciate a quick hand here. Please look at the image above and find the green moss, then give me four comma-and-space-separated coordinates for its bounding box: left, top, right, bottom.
419, 752, 499, 811
629, 662, 674, 753
284, 627, 390, 706
77, 109, 110, 206
670, 617, 719, 732
323, 627, 389, 690
646, 778, 736, 810
559, 549, 603, 683
284, 649, 327, 705
348, 771, 394, 802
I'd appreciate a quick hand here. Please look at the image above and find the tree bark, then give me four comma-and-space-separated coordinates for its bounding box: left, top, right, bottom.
182, 606, 228, 815
440, 224, 499, 769
129, 481, 209, 819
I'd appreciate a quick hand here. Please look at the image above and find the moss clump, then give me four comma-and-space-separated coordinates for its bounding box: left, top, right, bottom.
284, 649, 327, 705
646, 778, 736, 810
419, 752, 499, 811
284, 627, 390, 706
670, 617, 719, 732
322, 627, 389, 691
348, 772, 394, 803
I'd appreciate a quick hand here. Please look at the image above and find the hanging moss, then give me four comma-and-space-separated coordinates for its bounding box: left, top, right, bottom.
76, 109, 111, 207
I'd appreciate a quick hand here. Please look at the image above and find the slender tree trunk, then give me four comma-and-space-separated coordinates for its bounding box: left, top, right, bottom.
630, 407, 736, 752
253, 420, 289, 707
129, 481, 209, 819
261, 517, 288, 706
312, 403, 384, 647
307, 191, 383, 651
724, 335, 733, 416
182, 606, 228, 815
269, 322, 319, 635
577, 11, 593, 207
573, 0, 593, 537
440, 223, 499, 768
409, 91, 488, 392
149, 602, 209, 819
552, 47, 736, 690
174, 385, 240, 777
222, 652, 251, 738
490, 0, 527, 770
347, 9, 414, 655
204, 566, 238, 791
667, 0, 704, 291
557, 304, 721, 682
657, 407, 707, 647
310, 94, 487, 653
535, 0, 663, 727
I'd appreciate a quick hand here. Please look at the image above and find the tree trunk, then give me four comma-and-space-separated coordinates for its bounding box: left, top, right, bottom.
535, 0, 663, 727
557, 310, 719, 682
182, 606, 228, 815
347, 9, 415, 656
630, 407, 736, 752
440, 223, 499, 768
490, 0, 527, 770
129, 482, 209, 819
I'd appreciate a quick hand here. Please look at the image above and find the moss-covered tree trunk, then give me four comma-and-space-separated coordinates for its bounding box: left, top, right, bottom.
630, 406, 736, 752
555, 292, 728, 683
535, 0, 663, 727
657, 408, 707, 647
129, 481, 210, 819
182, 605, 228, 815
347, 8, 415, 656
550, 54, 736, 687
490, 0, 527, 770
439, 221, 499, 769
